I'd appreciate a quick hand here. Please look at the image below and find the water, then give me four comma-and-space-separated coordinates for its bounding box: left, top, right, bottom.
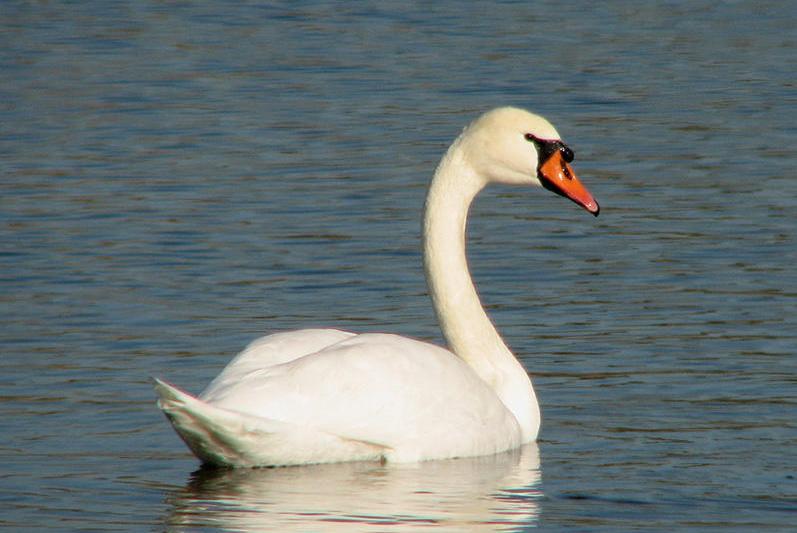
2, 1, 795, 530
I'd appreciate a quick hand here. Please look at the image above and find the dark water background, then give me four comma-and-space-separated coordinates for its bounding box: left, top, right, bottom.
2, 1, 796, 530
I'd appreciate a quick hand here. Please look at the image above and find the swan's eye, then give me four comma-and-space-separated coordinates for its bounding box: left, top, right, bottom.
561, 145, 574, 163
525, 134, 557, 162
525, 134, 575, 164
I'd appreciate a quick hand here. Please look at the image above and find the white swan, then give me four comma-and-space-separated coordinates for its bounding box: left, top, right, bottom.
155, 107, 599, 467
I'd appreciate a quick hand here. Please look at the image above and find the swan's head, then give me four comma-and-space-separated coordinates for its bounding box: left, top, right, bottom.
459, 107, 599, 216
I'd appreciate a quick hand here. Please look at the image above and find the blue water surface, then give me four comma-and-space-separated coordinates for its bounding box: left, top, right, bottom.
1, 1, 795, 530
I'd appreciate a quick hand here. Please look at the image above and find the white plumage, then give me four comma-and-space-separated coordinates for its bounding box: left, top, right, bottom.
155, 107, 599, 467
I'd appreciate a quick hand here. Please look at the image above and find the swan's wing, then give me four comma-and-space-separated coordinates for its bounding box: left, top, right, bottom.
200, 333, 522, 462
155, 378, 387, 467
201, 328, 355, 398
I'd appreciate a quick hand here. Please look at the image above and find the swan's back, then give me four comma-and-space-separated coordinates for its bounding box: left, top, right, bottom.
201, 329, 356, 398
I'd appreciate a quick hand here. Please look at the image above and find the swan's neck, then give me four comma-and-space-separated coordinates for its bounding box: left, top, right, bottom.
422, 143, 540, 442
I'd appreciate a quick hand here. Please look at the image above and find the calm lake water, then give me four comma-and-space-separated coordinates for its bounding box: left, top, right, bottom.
2, 1, 796, 530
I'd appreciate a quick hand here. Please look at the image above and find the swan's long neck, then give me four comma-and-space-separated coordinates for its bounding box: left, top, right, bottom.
423, 141, 540, 442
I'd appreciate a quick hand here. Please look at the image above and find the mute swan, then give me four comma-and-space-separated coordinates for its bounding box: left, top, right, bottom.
155, 107, 599, 467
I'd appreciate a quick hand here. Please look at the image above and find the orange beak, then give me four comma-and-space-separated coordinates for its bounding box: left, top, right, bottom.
538, 151, 600, 216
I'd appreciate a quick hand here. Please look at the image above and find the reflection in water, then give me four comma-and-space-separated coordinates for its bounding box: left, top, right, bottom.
166, 444, 541, 531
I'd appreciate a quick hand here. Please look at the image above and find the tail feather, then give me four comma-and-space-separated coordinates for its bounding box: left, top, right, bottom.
153, 378, 387, 467
154, 378, 255, 466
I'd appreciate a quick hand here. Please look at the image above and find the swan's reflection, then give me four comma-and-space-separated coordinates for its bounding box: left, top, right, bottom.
166, 443, 541, 531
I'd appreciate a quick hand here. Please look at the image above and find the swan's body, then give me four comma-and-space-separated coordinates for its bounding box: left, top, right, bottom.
155, 107, 599, 467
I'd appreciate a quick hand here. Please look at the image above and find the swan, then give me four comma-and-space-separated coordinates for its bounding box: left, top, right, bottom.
155, 107, 599, 467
